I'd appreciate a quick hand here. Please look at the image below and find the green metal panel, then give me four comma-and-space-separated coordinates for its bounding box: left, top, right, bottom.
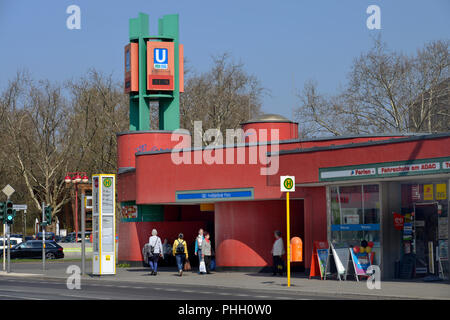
139, 205, 164, 222
120, 201, 164, 222
158, 14, 180, 130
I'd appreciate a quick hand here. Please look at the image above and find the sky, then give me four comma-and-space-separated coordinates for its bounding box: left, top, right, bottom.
0, 0, 449, 120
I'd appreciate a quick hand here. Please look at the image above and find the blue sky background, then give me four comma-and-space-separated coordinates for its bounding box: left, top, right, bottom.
0, 0, 449, 119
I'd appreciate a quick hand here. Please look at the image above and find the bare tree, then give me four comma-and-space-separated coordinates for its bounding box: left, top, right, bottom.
4, 76, 73, 216
295, 38, 449, 136
180, 53, 264, 145
66, 69, 129, 173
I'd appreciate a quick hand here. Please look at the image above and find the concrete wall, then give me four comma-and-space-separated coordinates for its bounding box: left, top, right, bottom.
381, 182, 403, 280
215, 200, 304, 268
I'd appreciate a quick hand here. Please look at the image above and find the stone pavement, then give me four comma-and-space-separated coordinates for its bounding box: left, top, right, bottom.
1, 261, 449, 300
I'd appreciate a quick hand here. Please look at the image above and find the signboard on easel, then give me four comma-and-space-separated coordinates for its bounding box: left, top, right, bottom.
328, 243, 350, 280
309, 241, 329, 279
349, 248, 374, 281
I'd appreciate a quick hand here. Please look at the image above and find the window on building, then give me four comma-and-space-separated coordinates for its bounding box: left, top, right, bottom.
330, 184, 381, 250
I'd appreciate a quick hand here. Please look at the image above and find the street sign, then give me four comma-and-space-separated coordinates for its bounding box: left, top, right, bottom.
13, 204, 27, 211
2, 185, 15, 198
280, 176, 295, 192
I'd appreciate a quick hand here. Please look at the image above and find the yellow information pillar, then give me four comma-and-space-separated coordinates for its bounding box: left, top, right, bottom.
92, 174, 116, 275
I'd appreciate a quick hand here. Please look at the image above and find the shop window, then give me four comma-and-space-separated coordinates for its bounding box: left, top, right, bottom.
329, 184, 381, 264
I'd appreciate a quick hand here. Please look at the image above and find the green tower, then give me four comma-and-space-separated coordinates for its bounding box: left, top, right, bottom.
127, 13, 182, 131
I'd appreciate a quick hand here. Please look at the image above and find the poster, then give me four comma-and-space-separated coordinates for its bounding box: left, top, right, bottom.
102, 177, 114, 214
349, 249, 369, 276
436, 183, 447, 200
122, 205, 138, 219
423, 184, 434, 201
317, 249, 329, 278
438, 240, 448, 260
438, 217, 448, 239
411, 184, 421, 200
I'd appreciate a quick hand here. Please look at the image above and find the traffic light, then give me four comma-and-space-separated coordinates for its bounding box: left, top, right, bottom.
5, 200, 15, 225
45, 205, 52, 224
0, 202, 4, 223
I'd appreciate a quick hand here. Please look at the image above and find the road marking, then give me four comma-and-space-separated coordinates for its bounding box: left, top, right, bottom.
217, 292, 232, 295
0, 293, 43, 300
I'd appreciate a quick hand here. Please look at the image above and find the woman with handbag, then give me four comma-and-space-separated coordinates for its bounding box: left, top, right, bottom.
173, 233, 189, 277
201, 232, 213, 274
148, 229, 163, 276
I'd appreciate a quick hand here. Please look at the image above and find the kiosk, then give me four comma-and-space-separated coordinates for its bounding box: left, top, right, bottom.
92, 174, 116, 275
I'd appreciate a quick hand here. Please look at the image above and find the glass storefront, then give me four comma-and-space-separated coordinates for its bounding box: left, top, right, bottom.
327, 180, 449, 279
400, 182, 448, 277
329, 184, 381, 265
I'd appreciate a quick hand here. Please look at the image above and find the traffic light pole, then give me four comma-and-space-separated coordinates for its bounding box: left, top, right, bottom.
2, 223, 5, 271
42, 202, 45, 271
81, 194, 85, 275
6, 197, 10, 273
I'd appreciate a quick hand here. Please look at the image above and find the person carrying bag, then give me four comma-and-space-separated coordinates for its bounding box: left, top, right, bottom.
148, 229, 163, 276
173, 233, 189, 277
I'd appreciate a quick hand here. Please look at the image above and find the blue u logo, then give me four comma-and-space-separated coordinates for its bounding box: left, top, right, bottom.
154, 48, 168, 64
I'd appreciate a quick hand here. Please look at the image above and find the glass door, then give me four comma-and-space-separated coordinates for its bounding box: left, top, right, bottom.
414, 202, 438, 276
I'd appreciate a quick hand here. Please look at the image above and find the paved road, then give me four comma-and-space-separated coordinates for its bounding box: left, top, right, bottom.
0, 275, 366, 300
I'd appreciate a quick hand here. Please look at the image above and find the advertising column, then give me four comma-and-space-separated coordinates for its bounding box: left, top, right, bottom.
92, 174, 116, 275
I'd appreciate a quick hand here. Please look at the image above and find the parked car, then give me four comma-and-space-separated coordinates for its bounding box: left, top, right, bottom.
0, 240, 64, 259
0, 237, 22, 250
55, 235, 62, 243
10, 234, 23, 240
68, 232, 91, 242
24, 236, 34, 241
62, 235, 76, 243
36, 232, 55, 241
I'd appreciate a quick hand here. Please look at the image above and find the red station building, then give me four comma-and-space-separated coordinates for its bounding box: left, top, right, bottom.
117, 114, 450, 280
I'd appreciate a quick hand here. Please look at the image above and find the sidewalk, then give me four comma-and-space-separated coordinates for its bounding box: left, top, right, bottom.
1, 262, 449, 300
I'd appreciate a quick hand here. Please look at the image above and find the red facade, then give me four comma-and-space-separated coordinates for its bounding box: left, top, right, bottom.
117, 118, 450, 270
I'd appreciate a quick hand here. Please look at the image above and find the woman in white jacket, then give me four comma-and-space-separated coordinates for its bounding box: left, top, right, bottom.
148, 229, 163, 276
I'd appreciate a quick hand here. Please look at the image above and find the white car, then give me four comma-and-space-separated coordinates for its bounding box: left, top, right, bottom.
0, 237, 23, 250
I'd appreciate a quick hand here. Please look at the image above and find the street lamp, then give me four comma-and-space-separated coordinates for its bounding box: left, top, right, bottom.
65, 172, 89, 242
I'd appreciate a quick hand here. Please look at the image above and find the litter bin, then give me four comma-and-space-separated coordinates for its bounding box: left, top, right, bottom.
291, 237, 303, 262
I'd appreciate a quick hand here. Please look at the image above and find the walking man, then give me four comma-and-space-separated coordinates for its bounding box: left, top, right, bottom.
271, 230, 285, 276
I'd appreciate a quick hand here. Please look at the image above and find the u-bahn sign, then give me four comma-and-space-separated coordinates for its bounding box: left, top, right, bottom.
280, 176, 295, 192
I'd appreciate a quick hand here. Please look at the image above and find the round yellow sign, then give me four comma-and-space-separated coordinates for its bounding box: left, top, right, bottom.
103, 178, 112, 188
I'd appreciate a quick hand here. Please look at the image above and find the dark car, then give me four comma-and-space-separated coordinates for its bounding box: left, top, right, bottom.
24, 236, 34, 241
36, 232, 56, 241
1, 240, 64, 259
62, 235, 76, 243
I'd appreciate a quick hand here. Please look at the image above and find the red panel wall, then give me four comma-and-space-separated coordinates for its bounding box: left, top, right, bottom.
118, 221, 207, 262
271, 136, 450, 185
117, 171, 137, 202
215, 200, 304, 267
117, 131, 190, 169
